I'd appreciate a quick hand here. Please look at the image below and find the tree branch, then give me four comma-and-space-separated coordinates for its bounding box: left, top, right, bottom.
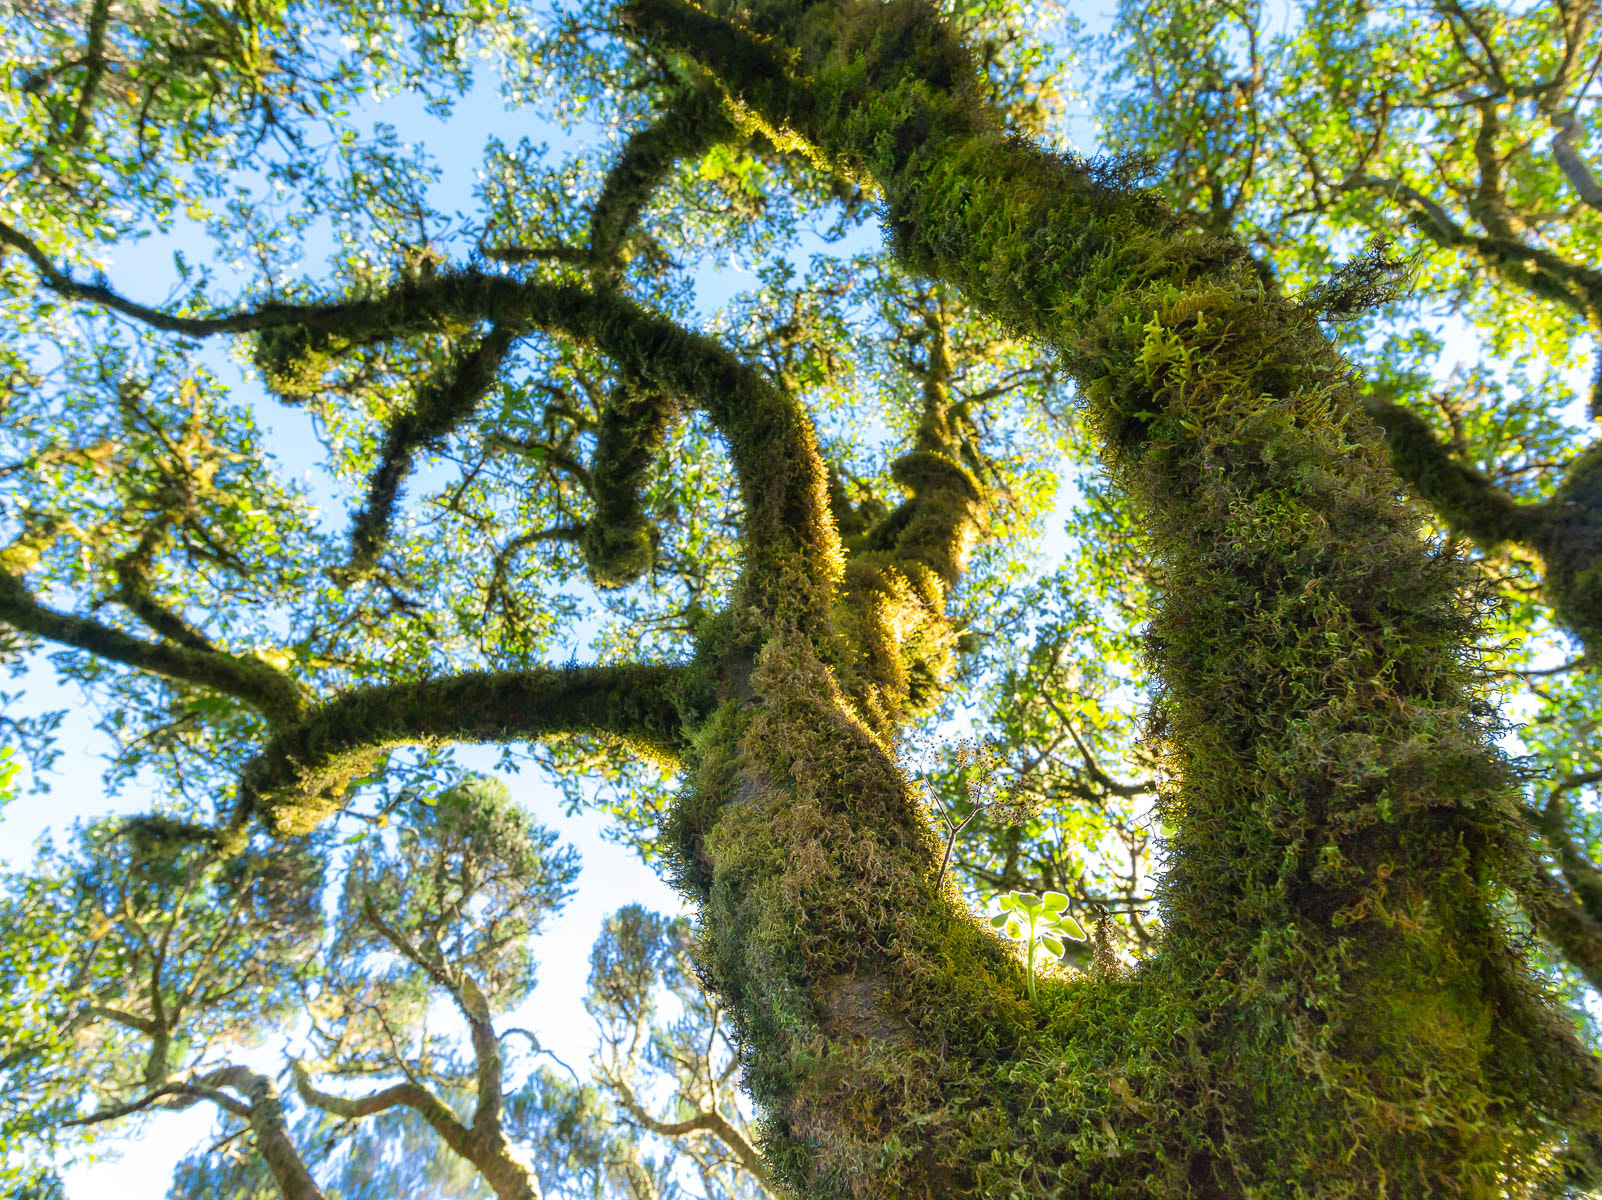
292, 1059, 466, 1138
0, 570, 305, 725
69, 0, 113, 143
2, 242, 841, 621
199, 1067, 327, 1200
1513, 867, 1602, 993
581, 380, 678, 588
234, 662, 691, 835
608, 1072, 770, 1187
343, 324, 521, 577
836, 293, 988, 731
1552, 114, 1602, 211
587, 82, 734, 273
1360, 395, 1551, 548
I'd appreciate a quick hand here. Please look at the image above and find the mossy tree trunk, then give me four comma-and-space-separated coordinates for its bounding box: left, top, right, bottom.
620, 1, 1602, 1195
6, 0, 1601, 1194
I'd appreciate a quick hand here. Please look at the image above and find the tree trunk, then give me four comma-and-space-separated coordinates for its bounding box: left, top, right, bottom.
634, 1, 1602, 1196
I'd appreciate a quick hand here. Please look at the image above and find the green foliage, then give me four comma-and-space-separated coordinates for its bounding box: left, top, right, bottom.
988, 889, 1085, 999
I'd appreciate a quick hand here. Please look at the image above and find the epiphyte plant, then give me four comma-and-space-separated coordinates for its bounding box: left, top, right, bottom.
991, 890, 1086, 1000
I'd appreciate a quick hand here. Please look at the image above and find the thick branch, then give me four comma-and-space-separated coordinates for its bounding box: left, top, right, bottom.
292, 1060, 470, 1146
588, 83, 734, 270
836, 298, 987, 731
1552, 115, 1602, 212
2, 242, 840, 621
1535, 440, 1602, 659
295, 1055, 536, 1200
235, 662, 690, 835
192, 1067, 327, 1200
0, 570, 305, 725
1514, 868, 1602, 993
1360, 395, 1551, 548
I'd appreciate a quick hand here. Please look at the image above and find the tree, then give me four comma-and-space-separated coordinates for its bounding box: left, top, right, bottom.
1078, 0, 1602, 1000
2, 0, 1600, 1196
4, 775, 761, 1199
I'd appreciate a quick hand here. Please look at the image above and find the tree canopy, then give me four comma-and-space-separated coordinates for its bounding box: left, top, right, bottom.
3, 0, 1602, 1195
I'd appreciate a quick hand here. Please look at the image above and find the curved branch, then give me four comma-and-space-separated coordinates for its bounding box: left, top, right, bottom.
2, 245, 841, 620
582, 381, 678, 588
295, 1057, 535, 1200
1363, 404, 1602, 658
1535, 440, 1602, 659
608, 1073, 770, 1188
836, 298, 988, 730
588, 82, 734, 271
1341, 173, 1602, 321
344, 324, 521, 576
0, 570, 305, 725
292, 1060, 465, 1137
234, 662, 691, 835
0, 220, 348, 338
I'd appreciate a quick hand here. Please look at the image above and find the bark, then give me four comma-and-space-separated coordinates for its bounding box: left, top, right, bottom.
204, 1067, 327, 1200
624, 2, 1602, 1196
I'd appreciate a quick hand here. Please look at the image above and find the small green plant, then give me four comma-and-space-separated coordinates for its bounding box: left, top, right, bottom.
991, 890, 1086, 1000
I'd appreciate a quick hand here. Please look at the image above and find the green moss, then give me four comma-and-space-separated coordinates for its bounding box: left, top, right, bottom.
238, 665, 692, 836
629, 0, 1602, 1191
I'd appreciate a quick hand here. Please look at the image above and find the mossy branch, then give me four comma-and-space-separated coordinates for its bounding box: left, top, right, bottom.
1515, 868, 1602, 993
112, 515, 221, 654
836, 297, 988, 730
252, 274, 841, 619
294, 1058, 535, 1200
234, 662, 691, 835
344, 324, 521, 577
1536, 440, 1602, 659
3, 242, 841, 621
1360, 394, 1550, 547
581, 380, 678, 588
0, 570, 305, 726
587, 82, 735, 273
1364, 401, 1602, 658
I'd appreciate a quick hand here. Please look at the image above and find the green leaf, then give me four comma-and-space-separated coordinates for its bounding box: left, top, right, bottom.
1054, 915, 1088, 941
1042, 891, 1069, 912
1040, 935, 1064, 957
1004, 919, 1023, 940
990, 913, 1009, 928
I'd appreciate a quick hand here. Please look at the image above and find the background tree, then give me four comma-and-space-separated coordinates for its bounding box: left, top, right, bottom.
6, 775, 769, 1198
2, 0, 1601, 1195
